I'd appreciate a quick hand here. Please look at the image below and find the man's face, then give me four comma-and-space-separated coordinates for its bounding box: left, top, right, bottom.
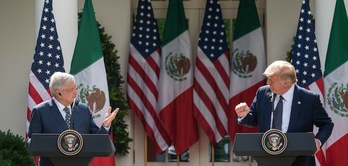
267, 75, 286, 95
57, 81, 77, 106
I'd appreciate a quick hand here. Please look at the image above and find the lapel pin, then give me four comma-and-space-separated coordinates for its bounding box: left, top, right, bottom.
298, 101, 301, 104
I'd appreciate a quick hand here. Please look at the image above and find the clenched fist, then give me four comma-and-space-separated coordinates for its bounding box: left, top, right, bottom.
235, 102, 250, 118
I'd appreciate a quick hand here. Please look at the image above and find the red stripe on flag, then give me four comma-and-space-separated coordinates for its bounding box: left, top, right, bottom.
315, 149, 326, 166
195, 58, 229, 110
193, 79, 227, 145
212, 52, 230, 87
27, 107, 32, 124
128, 98, 170, 152
128, 54, 158, 98
325, 134, 348, 166
28, 83, 45, 105
127, 75, 171, 153
314, 78, 324, 95
144, 49, 161, 78
194, 0, 230, 146
193, 50, 229, 145
159, 88, 198, 155
127, 76, 157, 118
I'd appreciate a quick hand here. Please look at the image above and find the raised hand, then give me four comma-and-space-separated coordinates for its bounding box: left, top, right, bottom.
103, 107, 119, 127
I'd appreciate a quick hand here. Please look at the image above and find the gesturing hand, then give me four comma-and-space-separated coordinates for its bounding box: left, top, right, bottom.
103, 107, 119, 127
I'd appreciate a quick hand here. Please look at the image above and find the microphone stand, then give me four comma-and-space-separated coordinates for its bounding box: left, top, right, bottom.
69, 110, 74, 130
69, 99, 78, 130
268, 92, 275, 129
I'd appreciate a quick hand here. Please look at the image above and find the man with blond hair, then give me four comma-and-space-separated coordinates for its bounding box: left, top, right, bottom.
235, 60, 333, 166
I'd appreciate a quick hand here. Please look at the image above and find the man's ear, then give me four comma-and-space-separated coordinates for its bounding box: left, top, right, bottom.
55, 89, 61, 97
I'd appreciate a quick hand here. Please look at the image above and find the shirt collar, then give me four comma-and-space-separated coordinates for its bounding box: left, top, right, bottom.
279, 84, 295, 101
53, 97, 71, 111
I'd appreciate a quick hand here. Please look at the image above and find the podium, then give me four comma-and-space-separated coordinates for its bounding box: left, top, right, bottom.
27, 133, 116, 166
233, 132, 316, 166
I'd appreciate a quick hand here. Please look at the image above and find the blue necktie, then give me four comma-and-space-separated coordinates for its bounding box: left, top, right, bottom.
64, 107, 71, 129
272, 96, 283, 130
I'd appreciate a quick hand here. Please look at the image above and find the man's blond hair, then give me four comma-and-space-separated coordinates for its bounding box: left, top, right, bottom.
263, 60, 297, 84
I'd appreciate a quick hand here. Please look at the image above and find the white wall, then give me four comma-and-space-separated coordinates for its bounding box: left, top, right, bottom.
265, 0, 315, 65
0, 0, 35, 137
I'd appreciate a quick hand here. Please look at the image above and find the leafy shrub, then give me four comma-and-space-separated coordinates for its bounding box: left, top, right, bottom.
0, 130, 35, 166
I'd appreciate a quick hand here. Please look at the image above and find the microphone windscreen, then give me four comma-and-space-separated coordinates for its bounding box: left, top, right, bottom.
267, 92, 273, 102
75, 99, 80, 106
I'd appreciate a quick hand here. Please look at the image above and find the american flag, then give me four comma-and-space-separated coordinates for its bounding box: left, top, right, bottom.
291, 0, 324, 101
193, 0, 229, 146
27, 0, 65, 135
291, 0, 325, 164
27, 0, 64, 164
127, 0, 171, 154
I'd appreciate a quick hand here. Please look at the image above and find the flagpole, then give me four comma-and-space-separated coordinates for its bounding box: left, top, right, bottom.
211, 146, 215, 166
144, 134, 147, 166
176, 155, 180, 166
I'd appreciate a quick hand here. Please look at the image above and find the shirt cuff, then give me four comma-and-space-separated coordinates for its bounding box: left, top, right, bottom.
103, 124, 111, 131
237, 115, 246, 123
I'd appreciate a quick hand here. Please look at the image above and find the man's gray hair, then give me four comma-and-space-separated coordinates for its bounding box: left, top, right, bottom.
49, 72, 75, 97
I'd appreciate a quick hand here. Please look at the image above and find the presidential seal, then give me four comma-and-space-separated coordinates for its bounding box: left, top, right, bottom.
261, 129, 288, 155
57, 130, 84, 156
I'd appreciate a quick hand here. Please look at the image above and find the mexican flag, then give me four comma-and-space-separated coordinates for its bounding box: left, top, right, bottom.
70, 0, 114, 165
322, 0, 348, 165
229, 0, 266, 140
157, 0, 198, 156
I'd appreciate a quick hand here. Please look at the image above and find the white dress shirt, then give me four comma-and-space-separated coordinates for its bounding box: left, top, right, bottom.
271, 84, 295, 132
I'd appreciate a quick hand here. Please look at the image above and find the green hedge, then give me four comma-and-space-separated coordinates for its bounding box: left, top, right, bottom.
0, 130, 35, 166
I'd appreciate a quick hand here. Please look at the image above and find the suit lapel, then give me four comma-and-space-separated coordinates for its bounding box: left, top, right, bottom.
71, 105, 79, 129
50, 99, 69, 130
288, 85, 302, 132
261, 89, 273, 131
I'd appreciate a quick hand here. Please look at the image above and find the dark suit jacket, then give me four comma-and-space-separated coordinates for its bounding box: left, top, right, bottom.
28, 99, 109, 166
239, 85, 333, 166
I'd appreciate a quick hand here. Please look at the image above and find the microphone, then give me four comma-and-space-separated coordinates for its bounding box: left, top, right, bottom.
267, 92, 274, 102
72, 98, 80, 107
267, 92, 277, 129
69, 98, 79, 130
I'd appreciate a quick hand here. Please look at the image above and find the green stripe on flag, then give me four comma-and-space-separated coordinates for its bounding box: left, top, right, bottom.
233, 0, 261, 41
162, 0, 188, 46
324, 0, 348, 77
70, 0, 103, 75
